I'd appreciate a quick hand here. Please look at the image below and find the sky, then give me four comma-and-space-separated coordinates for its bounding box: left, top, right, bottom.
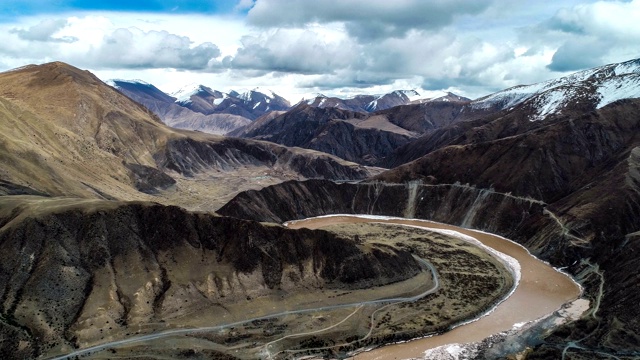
0, 0, 639, 102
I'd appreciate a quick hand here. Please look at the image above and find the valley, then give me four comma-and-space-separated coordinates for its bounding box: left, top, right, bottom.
42, 218, 517, 360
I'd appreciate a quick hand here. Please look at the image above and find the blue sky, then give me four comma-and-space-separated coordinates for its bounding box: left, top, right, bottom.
1, 0, 240, 17
0, 0, 639, 101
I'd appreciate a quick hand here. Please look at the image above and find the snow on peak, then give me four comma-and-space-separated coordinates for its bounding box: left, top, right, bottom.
238, 87, 278, 102
305, 93, 327, 105
171, 83, 205, 103
398, 89, 422, 102
596, 73, 640, 109
473, 58, 640, 119
106, 79, 152, 87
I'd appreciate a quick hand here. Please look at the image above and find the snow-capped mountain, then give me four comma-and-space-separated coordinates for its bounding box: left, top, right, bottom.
172, 84, 224, 105
472, 58, 640, 120
108, 80, 250, 134
365, 90, 419, 111
108, 80, 292, 134
236, 88, 291, 114
302, 90, 426, 112
426, 92, 471, 103
168, 85, 290, 120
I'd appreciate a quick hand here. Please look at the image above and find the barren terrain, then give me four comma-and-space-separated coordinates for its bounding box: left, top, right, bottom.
64, 221, 512, 360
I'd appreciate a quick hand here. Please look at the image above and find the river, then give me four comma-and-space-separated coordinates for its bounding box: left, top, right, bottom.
286, 215, 582, 360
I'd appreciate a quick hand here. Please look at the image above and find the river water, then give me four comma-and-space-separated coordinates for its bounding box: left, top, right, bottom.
286, 215, 582, 360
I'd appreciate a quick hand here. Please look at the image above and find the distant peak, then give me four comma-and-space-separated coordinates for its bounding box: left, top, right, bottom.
107, 79, 152, 87
171, 83, 218, 103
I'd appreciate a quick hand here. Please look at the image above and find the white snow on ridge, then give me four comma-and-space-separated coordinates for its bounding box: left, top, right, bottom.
171, 83, 202, 103
473, 58, 640, 119
613, 59, 640, 77
597, 74, 640, 109
400, 89, 422, 102
106, 78, 152, 88
530, 86, 580, 121
239, 87, 276, 102
472, 83, 546, 110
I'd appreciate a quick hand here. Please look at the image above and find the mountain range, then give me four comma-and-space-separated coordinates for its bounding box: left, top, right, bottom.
2, 57, 640, 359
220, 58, 640, 359
108, 79, 437, 136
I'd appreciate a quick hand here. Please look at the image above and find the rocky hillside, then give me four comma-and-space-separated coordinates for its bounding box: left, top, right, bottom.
233, 93, 494, 166
379, 99, 640, 203
230, 104, 415, 165
0, 197, 420, 358
383, 59, 640, 168
0, 62, 372, 204
219, 60, 640, 359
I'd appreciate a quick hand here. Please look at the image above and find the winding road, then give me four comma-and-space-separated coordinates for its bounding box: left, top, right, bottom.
47, 215, 580, 360
47, 257, 439, 360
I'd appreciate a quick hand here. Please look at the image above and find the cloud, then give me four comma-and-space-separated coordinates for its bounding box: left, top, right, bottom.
88, 27, 222, 70
547, 36, 610, 72
226, 28, 354, 74
536, 0, 640, 71
234, 0, 255, 12
10, 19, 77, 43
246, 0, 493, 40
220, 23, 528, 98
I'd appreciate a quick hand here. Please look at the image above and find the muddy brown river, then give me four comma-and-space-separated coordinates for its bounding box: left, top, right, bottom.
287, 215, 582, 360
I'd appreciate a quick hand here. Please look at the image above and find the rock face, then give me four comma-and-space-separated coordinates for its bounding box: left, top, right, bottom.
230, 104, 416, 165
219, 180, 545, 239
0, 198, 420, 359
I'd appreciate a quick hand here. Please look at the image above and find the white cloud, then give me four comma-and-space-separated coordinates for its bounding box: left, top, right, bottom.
2, 1, 640, 102
535, 0, 640, 71
86, 27, 221, 70
246, 0, 493, 40
227, 27, 354, 74
10, 18, 77, 42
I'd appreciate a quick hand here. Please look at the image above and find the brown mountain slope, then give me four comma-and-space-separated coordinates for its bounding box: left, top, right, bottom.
0, 62, 373, 209
377, 99, 640, 203
219, 99, 640, 358
230, 104, 416, 165
0, 62, 413, 359
0, 197, 420, 358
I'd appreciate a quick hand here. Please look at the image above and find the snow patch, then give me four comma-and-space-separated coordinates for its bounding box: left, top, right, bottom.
106, 79, 152, 88
171, 83, 202, 103
596, 74, 640, 109
400, 89, 422, 102
471, 58, 640, 116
